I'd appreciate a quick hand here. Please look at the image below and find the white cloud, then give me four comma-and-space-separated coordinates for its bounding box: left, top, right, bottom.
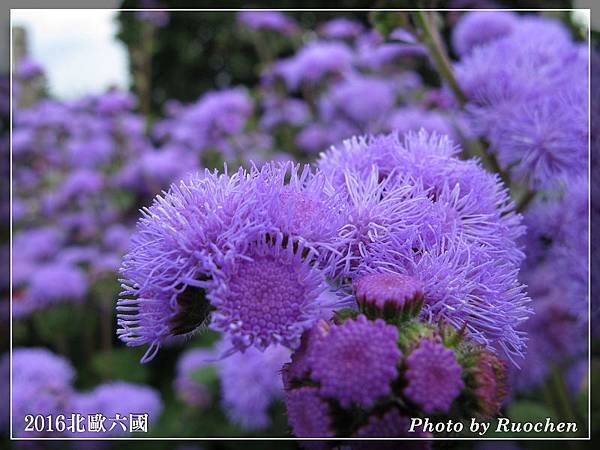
12, 9, 130, 99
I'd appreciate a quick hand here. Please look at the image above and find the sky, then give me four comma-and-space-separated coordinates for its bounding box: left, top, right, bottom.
12, 9, 130, 99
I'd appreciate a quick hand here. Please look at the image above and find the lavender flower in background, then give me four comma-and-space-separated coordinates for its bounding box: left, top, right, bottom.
454, 12, 588, 189
70, 381, 163, 437
269, 41, 354, 91
451, 11, 517, 56
14, 263, 88, 318
174, 348, 215, 408
7, 348, 75, 437
218, 340, 290, 430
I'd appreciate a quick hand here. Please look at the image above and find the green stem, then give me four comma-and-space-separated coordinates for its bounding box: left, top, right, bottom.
413, 10, 466, 106
413, 10, 537, 211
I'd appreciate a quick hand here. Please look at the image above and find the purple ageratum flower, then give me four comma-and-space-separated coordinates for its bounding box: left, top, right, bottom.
455, 16, 587, 188
451, 11, 517, 56
238, 11, 299, 36
156, 88, 253, 157
13, 226, 65, 262
319, 131, 524, 262
285, 386, 333, 437
174, 348, 214, 408
247, 162, 348, 255
319, 18, 364, 40
330, 167, 434, 277
295, 121, 355, 154
319, 76, 396, 128
319, 132, 529, 361
9, 348, 75, 437
218, 339, 291, 430
124, 147, 198, 195
403, 337, 464, 413
207, 233, 330, 352
259, 96, 310, 130
117, 168, 257, 361
489, 83, 588, 190
70, 381, 163, 437
307, 315, 401, 408
269, 41, 354, 91
14, 263, 88, 317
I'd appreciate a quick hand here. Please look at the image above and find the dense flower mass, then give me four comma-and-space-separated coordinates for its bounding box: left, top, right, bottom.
8, 9, 589, 440
454, 13, 588, 189
7, 348, 75, 437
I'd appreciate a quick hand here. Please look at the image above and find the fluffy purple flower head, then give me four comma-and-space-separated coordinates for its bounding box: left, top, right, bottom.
319, 132, 529, 361
452, 11, 517, 56
174, 348, 214, 407
157, 88, 253, 156
70, 381, 163, 437
118, 168, 256, 361
403, 337, 464, 413
319, 76, 396, 127
247, 162, 348, 256
238, 11, 298, 35
307, 315, 401, 408
490, 85, 588, 189
14, 263, 88, 317
13, 227, 65, 262
207, 233, 329, 352
218, 339, 290, 430
285, 386, 333, 438
9, 348, 75, 437
270, 42, 354, 91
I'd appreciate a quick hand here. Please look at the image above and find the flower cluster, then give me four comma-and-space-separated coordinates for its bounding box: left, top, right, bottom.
118, 131, 529, 365
454, 12, 588, 189
282, 292, 506, 437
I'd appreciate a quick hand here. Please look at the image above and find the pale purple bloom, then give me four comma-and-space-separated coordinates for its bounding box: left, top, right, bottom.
319, 76, 396, 128
14, 263, 88, 317
218, 340, 290, 430
174, 348, 214, 408
70, 381, 163, 437
452, 11, 517, 56
270, 42, 354, 91
318, 132, 529, 361
8, 348, 75, 437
